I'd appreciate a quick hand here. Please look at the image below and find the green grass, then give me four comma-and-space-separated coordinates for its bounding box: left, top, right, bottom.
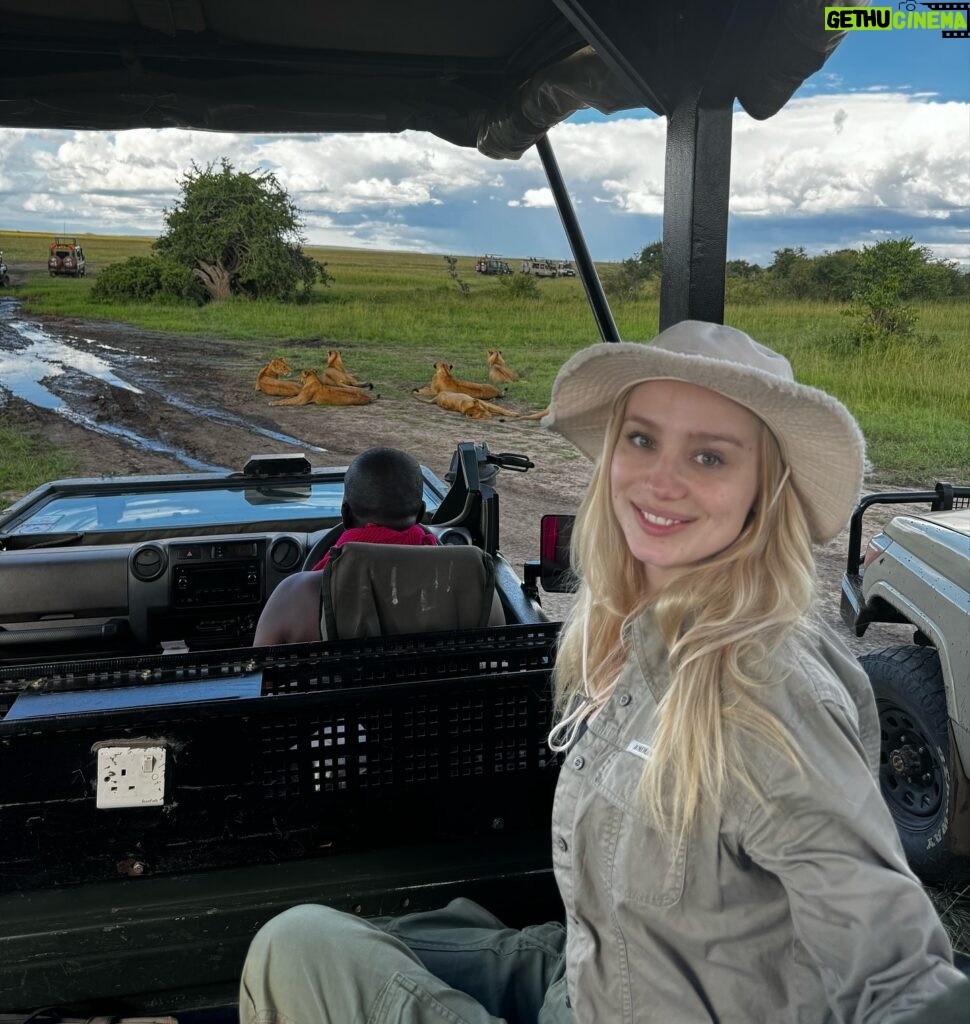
2, 233, 968, 491
0, 427, 80, 508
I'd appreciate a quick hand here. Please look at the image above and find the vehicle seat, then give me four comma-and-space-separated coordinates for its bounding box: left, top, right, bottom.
319, 542, 505, 640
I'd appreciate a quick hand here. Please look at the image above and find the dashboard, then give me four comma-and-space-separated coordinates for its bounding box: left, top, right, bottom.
0, 524, 473, 664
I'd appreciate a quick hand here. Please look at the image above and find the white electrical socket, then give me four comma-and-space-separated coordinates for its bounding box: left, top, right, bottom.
96, 744, 167, 809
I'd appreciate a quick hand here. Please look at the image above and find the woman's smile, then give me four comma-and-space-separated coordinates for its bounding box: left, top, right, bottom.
633, 504, 693, 533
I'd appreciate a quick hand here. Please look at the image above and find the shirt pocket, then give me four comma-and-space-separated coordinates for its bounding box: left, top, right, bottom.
590, 746, 687, 908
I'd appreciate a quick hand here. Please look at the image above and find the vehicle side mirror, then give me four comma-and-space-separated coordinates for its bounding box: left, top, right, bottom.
540, 514, 578, 593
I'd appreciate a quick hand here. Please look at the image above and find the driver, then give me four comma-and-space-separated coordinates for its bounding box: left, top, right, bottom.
252, 447, 436, 646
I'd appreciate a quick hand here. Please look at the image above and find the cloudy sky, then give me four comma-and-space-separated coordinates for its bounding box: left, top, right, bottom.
0, 26, 967, 268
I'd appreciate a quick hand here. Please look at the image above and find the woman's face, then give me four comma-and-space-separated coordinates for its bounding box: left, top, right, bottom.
609, 379, 762, 593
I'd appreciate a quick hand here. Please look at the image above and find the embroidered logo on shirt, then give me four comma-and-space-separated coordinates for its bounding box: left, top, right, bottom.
626, 740, 652, 761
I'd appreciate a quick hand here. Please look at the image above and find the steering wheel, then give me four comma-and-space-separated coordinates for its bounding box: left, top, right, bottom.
301, 523, 345, 571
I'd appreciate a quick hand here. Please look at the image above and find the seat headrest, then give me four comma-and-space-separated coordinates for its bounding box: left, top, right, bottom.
320, 542, 501, 639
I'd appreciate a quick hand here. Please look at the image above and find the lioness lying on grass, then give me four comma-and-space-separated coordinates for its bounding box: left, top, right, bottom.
269, 370, 376, 407
487, 349, 521, 383
414, 362, 503, 400
416, 391, 519, 420
323, 350, 372, 389
255, 357, 302, 397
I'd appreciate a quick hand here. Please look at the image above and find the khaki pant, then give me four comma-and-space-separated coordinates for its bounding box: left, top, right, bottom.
240, 897, 571, 1024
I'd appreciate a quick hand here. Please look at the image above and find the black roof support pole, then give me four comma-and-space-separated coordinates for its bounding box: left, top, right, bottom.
536, 134, 621, 343
659, 99, 732, 330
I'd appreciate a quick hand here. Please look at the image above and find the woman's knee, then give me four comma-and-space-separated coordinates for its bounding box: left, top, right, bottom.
248, 903, 371, 967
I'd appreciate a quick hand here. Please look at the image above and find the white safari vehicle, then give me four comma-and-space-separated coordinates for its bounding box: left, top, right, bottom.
841, 484, 970, 884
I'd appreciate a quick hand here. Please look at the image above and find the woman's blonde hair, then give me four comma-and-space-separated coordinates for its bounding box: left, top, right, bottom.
553, 385, 816, 839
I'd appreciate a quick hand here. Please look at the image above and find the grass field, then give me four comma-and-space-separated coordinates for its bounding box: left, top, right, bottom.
2, 232, 968, 494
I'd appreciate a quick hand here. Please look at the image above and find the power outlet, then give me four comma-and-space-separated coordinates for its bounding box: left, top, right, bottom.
96, 744, 167, 809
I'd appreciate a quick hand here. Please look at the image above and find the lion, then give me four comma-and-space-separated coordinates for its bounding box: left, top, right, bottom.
255, 357, 302, 397
487, 349, 521, 383
269, 369, 376, 407
417, 391, 519, 421
323, 349, 373, 389
517, 407, 550, 420
413, 362, 503, 400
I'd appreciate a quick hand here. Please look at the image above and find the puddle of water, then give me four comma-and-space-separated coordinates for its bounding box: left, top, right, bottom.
0, 300, 327, 467
5, 320, 144, 401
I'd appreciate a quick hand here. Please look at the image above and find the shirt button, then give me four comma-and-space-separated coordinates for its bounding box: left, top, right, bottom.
572, 755, 585, 770
557, 836, 568, 852
618, 693, 632, 706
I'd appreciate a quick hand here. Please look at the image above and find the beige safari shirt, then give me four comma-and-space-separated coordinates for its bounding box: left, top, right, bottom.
551, 612, 964, 1023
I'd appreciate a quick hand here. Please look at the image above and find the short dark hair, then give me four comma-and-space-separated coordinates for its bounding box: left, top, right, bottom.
343, 447, 424, 530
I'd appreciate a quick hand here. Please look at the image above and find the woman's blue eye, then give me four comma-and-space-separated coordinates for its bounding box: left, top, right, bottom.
629, 432, 654, 448
695, 451, 723, 467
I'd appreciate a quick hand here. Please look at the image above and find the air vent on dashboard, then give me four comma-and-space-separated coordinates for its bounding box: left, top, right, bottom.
269, 536, 302, 571
131, 544, 167, 582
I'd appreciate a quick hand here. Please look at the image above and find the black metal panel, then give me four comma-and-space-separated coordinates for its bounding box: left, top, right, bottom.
659, 100, 733, 329
0, 838, 562, 1012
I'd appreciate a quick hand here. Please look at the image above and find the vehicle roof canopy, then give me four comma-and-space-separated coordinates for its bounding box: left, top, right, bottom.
0, 0, 845, 156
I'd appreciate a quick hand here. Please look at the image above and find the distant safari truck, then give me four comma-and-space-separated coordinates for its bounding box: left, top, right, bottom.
476, 254, 513, 275
519, 257, 557, 277
48, 237, 86, 277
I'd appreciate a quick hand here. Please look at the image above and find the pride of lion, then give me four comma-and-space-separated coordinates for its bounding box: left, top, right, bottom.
255, 349, 543, 419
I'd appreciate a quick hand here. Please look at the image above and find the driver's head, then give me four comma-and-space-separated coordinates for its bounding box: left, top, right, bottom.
342, 447, 426, 530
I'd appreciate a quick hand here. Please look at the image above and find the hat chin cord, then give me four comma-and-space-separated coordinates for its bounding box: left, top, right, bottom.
548, 589, 614, 752
766, 465, 792, 515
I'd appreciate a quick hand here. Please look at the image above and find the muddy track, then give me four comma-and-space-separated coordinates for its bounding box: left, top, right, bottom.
0, 300, 916, 654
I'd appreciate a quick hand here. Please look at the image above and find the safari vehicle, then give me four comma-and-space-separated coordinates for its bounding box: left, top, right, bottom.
0, 0, 854, 1016
520, 257, 559, 277
48, 237, 86, 277
841, 484, 970, 884
476, 254, 514, 275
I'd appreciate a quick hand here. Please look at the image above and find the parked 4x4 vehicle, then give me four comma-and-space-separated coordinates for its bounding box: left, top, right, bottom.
841, 484, 970, 883
475, 254, 513, 275
48, 237, 86, 277
519, 257, 558, 278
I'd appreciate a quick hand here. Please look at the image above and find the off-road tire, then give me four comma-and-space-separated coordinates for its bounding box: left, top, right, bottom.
861, 645, 967, 884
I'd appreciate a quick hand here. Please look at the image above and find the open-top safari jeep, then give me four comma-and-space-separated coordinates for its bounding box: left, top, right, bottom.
841, 484, 970, 885
0, 0, 859, 1016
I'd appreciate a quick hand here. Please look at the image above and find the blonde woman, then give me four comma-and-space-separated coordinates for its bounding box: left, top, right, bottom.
239, 322, 966, 1023
543, 320, 965, 1022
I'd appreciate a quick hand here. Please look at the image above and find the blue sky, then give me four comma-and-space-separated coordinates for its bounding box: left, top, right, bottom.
0, 22, 967, 268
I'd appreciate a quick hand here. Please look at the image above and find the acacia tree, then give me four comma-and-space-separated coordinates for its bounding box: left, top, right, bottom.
154, 160, 329, 302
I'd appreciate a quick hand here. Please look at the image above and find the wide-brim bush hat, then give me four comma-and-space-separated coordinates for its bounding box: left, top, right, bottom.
544, 320, 865, 543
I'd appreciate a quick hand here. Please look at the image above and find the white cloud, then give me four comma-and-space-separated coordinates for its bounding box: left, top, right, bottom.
0, 91, 965, 265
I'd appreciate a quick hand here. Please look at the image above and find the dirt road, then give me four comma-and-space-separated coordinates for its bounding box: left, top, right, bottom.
0, 302, 914, 654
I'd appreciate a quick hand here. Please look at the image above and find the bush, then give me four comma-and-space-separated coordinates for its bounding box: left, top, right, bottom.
496, 273, 540, 299
92, 256, 207, 304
